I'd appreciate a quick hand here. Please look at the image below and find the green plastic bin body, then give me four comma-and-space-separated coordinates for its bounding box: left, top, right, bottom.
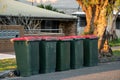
39, 40, 56, 73
70, 39, 84, 69
83, 38, 98, 67
14, 41, 39, 76
56, 40, 70, 71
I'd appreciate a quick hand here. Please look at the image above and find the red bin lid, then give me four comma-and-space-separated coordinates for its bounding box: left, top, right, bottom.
11, 36, 37, 42
57, 36, 73, 40
83, 35, 98, 39
41, 36, 58, 41
68, 36, 85, 39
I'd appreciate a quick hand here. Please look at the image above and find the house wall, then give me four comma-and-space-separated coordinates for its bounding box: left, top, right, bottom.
116, 29, 120, 38
77, 16, 120, 38
0, 25, 24, 52
0, 21, 76, 53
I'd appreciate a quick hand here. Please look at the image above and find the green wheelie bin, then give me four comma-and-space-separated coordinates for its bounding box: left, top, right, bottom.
56, 37, 72, 71
83, 35, 98, 67
11, 36, 39, 77
39, 36, 57, 73
70, 36, 84, 69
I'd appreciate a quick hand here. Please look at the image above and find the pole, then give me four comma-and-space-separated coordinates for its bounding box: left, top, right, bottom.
32, 0, 34, 6
77, 16, 80, 35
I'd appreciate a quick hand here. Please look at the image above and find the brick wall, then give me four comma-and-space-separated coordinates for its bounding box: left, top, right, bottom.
0, 25, 24, 52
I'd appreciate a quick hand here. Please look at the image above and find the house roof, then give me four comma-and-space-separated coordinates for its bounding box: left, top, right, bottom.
0, 0, 77, 21
72, 11, 120, 17
71, 11, 85, 17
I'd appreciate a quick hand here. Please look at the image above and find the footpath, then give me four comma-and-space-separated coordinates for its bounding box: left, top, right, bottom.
0, 52, 15, 60
111, 46, 120, 50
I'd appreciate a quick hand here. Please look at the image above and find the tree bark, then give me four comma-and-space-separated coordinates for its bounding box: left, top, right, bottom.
107, 9, 120, 41
76, 0, 113, 57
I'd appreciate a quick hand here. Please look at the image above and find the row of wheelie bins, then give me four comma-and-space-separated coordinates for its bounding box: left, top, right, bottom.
11, 35, 98, 77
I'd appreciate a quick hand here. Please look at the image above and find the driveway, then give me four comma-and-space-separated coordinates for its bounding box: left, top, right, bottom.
0, 52, 15, 60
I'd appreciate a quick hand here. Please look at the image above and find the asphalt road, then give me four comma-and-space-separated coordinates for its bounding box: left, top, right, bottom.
6, 61, 120, 80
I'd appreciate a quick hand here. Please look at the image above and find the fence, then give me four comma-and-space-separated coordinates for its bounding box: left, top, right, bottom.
24, 29, 64, 36
0, 25, 24, 52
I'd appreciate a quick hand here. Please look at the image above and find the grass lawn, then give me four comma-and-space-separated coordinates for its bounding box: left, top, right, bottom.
0, 58, 16, 72
113, 50, 120, 56
109, 38, 120, 56
109, 39, 120, 47
0, 50, 119, 72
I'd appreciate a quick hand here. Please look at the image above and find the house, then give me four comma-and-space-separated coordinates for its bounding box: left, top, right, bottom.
0, 0, 77, 52
0, 0, 77, 36
72, 11, 120, 38
116, 15, 120, 38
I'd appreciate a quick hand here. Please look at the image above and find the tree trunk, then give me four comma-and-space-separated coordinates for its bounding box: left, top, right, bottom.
93, 8, 112, 57
84, 6, 93, 34
76, 0, 113, 57
107, 11, 119, 41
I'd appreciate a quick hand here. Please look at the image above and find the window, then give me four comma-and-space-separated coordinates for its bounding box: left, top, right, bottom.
41, 20, 59, 32
116, 19, 120, 29
79, 17, 86, 27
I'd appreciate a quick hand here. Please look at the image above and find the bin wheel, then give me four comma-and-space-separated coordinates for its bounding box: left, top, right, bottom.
13, 70, 20, 76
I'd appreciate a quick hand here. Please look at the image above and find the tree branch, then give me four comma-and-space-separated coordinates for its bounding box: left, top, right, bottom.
102, 0, 108, 8
76, 0, 87, 12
